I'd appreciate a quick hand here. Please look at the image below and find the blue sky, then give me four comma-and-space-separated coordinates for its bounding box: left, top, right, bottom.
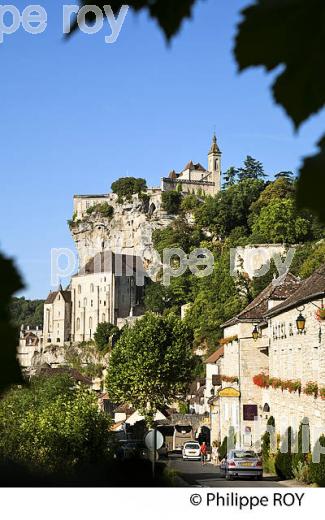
0, 0, 323, 299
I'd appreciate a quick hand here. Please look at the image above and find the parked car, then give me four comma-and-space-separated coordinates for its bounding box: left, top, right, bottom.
115, 440, 148, 461
182, 441, 201, 461
220, 449, 263, 480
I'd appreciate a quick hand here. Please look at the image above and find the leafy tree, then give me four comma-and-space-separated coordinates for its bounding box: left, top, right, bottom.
297, 242, 325, 279
0, 252, 23, 394
10, 297, 44, 330
181, 193, 201, 212
310, 434, 325, 486
86, 202, 114, 218
161, 190, 182, 214
106, 312, 194, 424
94, 322, 120, 352
0, 374, 111, 473
275, 427, 294, 479
152, 217, 202, 256
144, 283, 172, 314
249, 177, 295, 221
234, 0, 325, 222
111, 177, 147, 202
251, 198, 311, 244
275, 171, 295, 181
238, 155, 266, 181
223, 166, 238, 188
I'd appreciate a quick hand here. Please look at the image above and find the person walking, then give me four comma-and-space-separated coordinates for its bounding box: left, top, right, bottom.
200, 441, 208, 465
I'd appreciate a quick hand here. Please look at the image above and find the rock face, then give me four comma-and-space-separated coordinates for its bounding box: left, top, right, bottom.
70, 190, 175, 278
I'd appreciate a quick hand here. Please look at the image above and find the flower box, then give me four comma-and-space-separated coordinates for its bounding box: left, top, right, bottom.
316, 308, 325, 321
304, 381, 318, 398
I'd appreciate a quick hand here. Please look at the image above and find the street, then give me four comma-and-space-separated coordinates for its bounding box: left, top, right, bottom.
167, 454, 284, 487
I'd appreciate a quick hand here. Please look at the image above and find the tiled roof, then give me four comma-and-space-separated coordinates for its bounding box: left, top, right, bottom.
204, 346, 224, 364
183, 161, 206, 172
45, 290, 71, 304
266, 264, 325, 317
222, 272, 301, 328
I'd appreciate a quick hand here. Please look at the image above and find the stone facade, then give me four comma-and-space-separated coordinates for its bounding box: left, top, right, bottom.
161, 134, 222, 196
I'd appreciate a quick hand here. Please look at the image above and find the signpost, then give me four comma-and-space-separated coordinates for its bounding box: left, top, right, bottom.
145, 429, 164, 479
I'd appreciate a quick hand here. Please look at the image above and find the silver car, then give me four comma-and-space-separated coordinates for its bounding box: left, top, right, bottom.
220, 449, 263, 480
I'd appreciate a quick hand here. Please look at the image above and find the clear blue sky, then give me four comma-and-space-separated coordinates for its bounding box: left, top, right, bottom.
0, 0, 323, 299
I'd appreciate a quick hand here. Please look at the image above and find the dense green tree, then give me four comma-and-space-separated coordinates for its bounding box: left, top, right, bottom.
161, 190, 182, 214
249, 177, 295, 221
111, 177, 147, 202
0, 253, 23, 394
274, 171, 295, 181
0, 374, 111, 473
152, 217, 202, 256
94, 322, 120, 353
251, 199, 311, 244
106, 313, 194, 424
10, 297, 44, 329
238, 155, 266, 181
144, 283, 172, 314
223, 166, 238, 188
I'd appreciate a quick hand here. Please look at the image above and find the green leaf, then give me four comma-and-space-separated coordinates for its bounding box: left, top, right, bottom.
234, 0, 325, 128
297, 135, 325, 222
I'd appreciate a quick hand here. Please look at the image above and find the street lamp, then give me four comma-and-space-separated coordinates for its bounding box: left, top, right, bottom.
252, 325, 259, 342
296, 312, 306, 334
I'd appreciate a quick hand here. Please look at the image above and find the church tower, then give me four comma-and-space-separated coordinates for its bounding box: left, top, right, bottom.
208, 133, 222, 195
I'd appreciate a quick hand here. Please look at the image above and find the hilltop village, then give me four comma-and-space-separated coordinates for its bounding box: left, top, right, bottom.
16, 134, 325, 482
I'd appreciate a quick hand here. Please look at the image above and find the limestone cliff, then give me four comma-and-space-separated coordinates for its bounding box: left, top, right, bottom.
70, 190, 175, 278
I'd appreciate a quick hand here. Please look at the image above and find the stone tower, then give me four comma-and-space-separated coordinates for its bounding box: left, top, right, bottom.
208, 133, 222, 195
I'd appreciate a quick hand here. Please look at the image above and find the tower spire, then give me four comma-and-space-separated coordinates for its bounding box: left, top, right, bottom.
209, 132, 221, 155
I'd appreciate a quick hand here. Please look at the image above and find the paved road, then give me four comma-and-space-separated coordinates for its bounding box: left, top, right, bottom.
167, 454, 284, 487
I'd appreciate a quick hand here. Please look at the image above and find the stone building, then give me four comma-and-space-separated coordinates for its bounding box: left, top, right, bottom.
17, 325, 43, 369
214, 272, 301, 447
43, 286, 72, 347
43, 252, 146, 346
265, 265, 325, 446
161, 134, 222, 196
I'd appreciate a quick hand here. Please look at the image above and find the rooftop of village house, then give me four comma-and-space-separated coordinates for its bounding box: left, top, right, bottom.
221, 272, 301, 329
266, 263, 325, 318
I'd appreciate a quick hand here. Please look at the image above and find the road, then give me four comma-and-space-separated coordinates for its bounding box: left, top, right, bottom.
167, 454, 285, 487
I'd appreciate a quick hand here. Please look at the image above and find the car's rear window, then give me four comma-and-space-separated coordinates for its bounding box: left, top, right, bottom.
233, 451, 256, 459
185, 443, 200, 449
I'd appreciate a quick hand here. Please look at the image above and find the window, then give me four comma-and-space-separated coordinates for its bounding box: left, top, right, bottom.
83, 298, 87, 306
89, 317, 93, 329
78, 285, 81, 294
78, 301, 81, 308
56, 338, 60, 343
91, 300, 93, 307
104, 301, 106, 306
76, 318, 80, 331
90, 283, 94, 293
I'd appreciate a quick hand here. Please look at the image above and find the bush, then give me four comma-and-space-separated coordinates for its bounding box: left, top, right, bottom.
111, 177, 147, 202
94, 322, 120, 353
86, 202, 114, 218
275, 427, 294, 479
310, 435, 325, 486
0, 374, 112, 474
161, 190, 182, 214
219, 436, 228, 461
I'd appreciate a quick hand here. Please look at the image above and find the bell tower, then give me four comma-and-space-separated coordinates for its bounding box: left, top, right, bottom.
208, 133, 222, 195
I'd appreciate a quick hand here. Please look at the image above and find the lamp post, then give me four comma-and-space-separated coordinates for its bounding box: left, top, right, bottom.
296, 306, 306, 334
252, 325, 259, 342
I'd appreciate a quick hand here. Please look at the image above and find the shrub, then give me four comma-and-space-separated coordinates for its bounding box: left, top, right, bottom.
310, 435, 325, 486
275, 427, 294, 479
292, 418, 311, 481
219, 436, 228, 461
94, 322, 120, 353
86, 202, 114, 218
161, 190, 182, 214
111, 177, 147, 202
304, 381, 318, 398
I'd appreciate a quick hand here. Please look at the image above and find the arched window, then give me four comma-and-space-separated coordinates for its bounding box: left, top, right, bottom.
102, 313, 106, 323
89, 317, 93, 329
83, 298, 87, 306
90, 283, 94, 293
76, 318, 80, 331
78, 285, 81, 294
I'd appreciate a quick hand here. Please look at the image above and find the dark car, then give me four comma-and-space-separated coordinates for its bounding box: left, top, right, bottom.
220, 449, 263, 480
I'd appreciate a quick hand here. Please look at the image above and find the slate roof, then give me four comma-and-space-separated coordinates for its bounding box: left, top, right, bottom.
204, 346, 224, 364
79, 251, 146, 277
266, 264, 325, 317
222, 272, 301, 328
